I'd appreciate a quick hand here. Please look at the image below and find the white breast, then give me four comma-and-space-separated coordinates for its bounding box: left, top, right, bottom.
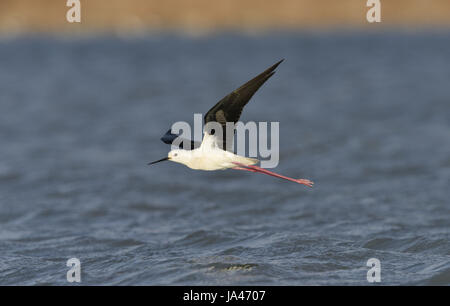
182, 133, 259, 171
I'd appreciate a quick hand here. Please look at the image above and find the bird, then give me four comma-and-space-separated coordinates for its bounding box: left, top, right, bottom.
148, 60, 314, 187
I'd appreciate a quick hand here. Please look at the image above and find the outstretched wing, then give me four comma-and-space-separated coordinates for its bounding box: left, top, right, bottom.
204, 59, 283, 151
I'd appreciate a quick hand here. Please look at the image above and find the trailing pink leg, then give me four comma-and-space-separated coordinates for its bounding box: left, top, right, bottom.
232, 166, 257, 172
232, 162, 314, 187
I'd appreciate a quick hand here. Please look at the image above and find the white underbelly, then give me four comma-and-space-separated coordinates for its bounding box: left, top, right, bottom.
186, 150, 258, 171
187, 156, 231, 170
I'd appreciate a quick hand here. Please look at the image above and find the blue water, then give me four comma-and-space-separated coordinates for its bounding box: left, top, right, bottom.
0, 31, 449, 285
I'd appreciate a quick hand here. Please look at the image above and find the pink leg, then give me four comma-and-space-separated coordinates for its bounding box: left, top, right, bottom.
232, 166, 257, 172
232, 162, 314, 187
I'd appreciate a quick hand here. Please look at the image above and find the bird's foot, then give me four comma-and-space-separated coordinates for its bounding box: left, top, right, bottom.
295, 179, 314, 187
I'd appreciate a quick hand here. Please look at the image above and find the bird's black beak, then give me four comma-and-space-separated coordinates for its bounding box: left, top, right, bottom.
147, 157, 169, 165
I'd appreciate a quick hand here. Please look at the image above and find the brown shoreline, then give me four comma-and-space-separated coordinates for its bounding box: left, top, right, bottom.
1, 0, 450, 34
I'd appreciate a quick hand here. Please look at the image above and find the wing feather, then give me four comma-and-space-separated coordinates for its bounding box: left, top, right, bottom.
203, 60, 283, 150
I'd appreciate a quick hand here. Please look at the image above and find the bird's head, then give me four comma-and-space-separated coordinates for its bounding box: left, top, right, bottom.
148, 149, 189, 166
167, 149, 190, 164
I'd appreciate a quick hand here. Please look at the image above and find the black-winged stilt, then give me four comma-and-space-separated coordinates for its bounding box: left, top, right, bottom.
149, 60, 314, 187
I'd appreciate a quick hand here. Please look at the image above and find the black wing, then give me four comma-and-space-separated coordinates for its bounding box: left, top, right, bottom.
160, 129, 201, 150
204, 59, 283, 150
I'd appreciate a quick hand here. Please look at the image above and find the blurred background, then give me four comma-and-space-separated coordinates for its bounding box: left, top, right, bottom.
1, 0, 450, 34
0, 0, 449, 285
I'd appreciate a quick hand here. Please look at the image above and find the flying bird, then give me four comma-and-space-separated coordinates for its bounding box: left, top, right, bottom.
149, 60, 314, 187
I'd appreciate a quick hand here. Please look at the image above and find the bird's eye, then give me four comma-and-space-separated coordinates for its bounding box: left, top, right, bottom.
173, 153, 178, 157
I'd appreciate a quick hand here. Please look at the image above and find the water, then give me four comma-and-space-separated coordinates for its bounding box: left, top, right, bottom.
0, 31, 449, 285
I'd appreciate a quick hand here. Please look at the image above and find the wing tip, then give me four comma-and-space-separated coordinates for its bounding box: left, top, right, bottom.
262, 59, 284, 77
271, 59, 284, 70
